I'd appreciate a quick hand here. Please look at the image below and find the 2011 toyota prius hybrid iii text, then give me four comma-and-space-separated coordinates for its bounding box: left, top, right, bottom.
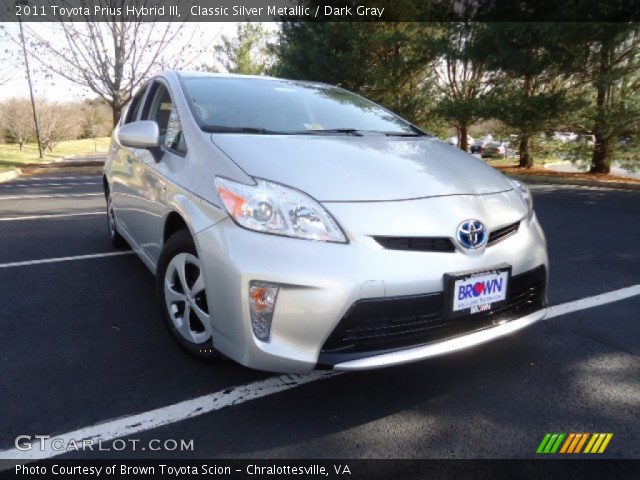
103, 71, 548, 373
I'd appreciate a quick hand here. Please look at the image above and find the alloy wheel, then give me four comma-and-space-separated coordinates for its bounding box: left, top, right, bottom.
163, 253, 211, 344
107, 194, 116, 239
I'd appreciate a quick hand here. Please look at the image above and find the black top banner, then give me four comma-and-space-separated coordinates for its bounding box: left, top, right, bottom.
3, 0, 640, 22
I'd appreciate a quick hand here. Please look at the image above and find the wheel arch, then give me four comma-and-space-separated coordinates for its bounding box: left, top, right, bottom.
162, 191, 225, 247
163, 210, 192, 243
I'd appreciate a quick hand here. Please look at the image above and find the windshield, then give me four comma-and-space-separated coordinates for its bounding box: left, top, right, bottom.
181, 76, 419, 135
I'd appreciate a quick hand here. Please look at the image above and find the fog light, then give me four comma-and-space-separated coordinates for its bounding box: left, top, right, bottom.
249, 282, 279, 341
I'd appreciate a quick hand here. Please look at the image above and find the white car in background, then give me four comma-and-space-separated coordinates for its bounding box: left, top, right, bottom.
553, 132, 578, 143
446, 135, 475, 150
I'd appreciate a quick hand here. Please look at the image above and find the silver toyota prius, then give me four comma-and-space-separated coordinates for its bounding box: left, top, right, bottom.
103, 70, 548, 373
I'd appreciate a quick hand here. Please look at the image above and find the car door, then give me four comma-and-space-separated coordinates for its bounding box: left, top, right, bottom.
128, 79, 189, 265
111, 84, 150, 241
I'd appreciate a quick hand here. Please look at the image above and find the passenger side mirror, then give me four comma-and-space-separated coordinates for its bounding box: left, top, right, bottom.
118, 120, 160, 149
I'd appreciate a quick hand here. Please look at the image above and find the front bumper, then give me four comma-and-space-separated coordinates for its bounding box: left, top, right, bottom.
194, 196, 548, 374
331, 307, 546, 370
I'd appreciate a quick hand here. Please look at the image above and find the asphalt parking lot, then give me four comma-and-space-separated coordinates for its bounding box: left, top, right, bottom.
0, 171, 639, 460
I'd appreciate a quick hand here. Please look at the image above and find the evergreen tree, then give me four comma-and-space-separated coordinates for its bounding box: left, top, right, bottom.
472, 23, 581, 167
212, 23, 272, 75
271, 22, 439, 126
433, 22, 492, 151
578, 24, 640, 173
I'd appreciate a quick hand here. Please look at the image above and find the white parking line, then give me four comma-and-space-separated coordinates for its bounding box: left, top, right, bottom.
0, 212, 104, 222
0, 251, 134, 269
546, 284, 640, 319
0, 193, 102, 200
13, 176, 100, 181
0, 372, 339, 461
0, 182, 101, 188
0, 283, 638, 462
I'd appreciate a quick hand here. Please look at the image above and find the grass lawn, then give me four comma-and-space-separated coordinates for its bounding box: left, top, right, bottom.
0, 137, 110, 173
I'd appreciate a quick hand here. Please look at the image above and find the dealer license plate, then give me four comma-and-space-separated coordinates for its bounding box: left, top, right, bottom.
445, 266, 510, 316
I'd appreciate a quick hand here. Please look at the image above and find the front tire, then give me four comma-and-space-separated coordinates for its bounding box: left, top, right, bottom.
106, 190, 129, 249
157, 230, 220, 360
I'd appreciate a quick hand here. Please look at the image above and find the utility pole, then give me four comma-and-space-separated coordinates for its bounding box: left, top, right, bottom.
17, 1, 43, 159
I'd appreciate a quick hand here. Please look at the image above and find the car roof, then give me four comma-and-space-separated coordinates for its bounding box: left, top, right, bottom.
174, 70, 279, 81
169, 70, 324, 88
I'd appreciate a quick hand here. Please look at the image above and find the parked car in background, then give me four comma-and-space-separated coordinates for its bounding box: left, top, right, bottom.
553, 131, 578, 143
470, 134, 495, 154
579, 134, 596, 146
470, 140, 484, 154
481, 141, 507, 158
446, 135, 474, 150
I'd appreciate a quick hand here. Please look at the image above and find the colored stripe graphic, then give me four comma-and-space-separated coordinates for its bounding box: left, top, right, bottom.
584, 433, 614, 454
537, 433, 612, 454
584, 434, 599, 453
574, 433, 589, 453
597, 434, 613, 453
536, 434, 552, 454
550, 434, 565, 453
567, 433, 583, 453
559, 433, 575, 453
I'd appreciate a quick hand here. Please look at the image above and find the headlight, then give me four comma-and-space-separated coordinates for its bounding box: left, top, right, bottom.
510, 179, 534, 218
214, 177, 347, 243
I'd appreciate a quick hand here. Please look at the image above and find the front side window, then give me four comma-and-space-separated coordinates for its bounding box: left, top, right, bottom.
143, 81, 187, 155
123, 87, 146, 124
182, 76, 419, 136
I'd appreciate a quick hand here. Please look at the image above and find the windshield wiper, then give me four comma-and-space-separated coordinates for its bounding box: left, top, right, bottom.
294, 128, 427, 137
201, 125, 427, 137
290, 128, 364, 136
201, 125, 286, 135
383, 131, 423, 137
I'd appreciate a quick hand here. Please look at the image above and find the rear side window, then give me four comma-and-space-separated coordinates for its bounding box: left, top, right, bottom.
142, 81, 187, 156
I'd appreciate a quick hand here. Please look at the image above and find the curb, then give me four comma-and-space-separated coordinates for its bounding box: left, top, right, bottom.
510, 174, 640, 192
16, 160, 105, 176
0, 168, 22, 183
20, 159, 105, 168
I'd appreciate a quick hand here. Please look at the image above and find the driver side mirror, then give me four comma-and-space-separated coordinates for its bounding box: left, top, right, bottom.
118, 120, 160, 148
118, 120, 163, 162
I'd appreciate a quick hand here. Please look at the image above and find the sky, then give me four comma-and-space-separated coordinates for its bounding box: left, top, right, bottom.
0, 22, 269, 102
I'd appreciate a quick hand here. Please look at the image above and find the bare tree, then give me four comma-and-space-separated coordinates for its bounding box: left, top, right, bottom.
2, 98, 35, 149
0, 66, 13, 85
80, 98, 113, 138
9, 2, 195, 125
37, 100, 82, 153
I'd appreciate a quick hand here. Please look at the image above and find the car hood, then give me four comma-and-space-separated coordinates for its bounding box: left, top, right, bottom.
211, 134, 512, 202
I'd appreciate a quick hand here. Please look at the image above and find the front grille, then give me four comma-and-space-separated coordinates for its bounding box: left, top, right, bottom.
488, 221, 520, 246
374, 236, 455, 253
373, 220, 521, 253
319, 265, 546, 363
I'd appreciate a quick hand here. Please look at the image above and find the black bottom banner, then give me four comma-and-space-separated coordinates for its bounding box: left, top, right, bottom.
0, 459, 638, 480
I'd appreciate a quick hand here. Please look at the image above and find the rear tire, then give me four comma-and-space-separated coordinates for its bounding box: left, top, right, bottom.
156, 230, 221, 360
106, 190, 129, 249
